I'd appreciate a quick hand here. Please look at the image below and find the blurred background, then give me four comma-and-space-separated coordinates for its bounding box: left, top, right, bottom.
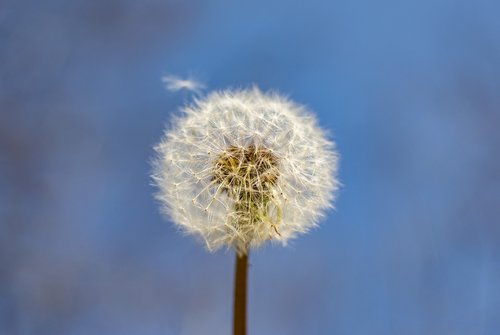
1, 0, 499, 334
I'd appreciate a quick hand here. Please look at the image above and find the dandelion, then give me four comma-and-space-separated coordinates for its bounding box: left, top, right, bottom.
152, 86, 339, 335
153, 87, 338, 254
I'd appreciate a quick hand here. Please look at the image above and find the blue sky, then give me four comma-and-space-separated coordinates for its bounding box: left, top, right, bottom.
1, 0, 500, 334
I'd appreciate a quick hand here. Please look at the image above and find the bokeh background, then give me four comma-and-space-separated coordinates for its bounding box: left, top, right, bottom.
1, 0, 500, 334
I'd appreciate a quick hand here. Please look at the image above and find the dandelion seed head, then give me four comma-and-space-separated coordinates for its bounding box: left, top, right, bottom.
153, 87, 339, 255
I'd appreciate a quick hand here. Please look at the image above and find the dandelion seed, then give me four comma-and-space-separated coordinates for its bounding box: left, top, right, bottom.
161, 74, 205, 93
153, 86, 339, 255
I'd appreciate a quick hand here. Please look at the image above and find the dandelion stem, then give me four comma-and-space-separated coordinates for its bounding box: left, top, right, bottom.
233, 252, 248, 335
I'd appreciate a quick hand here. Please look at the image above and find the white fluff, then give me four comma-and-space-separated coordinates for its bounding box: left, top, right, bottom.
161, 75, 205, 93
153, 87, 339, 254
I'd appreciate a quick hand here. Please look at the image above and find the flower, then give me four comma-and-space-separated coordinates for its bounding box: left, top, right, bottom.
153, 87, 339, 255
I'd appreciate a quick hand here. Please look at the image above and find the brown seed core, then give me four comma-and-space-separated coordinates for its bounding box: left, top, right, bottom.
212, 145, 279, 201
212, 144, 281, 246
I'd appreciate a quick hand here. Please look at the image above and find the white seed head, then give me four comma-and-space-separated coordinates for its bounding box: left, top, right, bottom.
153, 87, 339, 255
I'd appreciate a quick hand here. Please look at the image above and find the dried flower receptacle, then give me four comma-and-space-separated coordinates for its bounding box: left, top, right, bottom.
213, 145, 281, 254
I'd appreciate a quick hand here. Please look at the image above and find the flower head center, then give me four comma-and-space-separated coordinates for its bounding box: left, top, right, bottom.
212, 144, 281, 245
213, 145, 279, 200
